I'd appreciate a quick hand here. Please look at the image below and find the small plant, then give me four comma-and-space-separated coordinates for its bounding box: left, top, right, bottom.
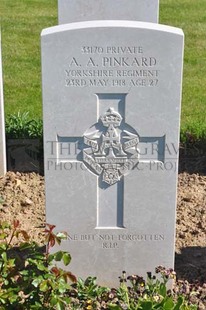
69, 276, 110, 309
0, 220, 76, 309
65, 269, 199, 309
106, 268, 198, 310
5, 112, 43, 139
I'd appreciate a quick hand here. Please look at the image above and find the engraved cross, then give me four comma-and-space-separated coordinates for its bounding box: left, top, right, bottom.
53, 93, 166, 229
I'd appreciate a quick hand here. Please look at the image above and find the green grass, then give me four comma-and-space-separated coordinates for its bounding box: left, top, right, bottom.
1, 0, 206, 141
0, 0, 57, 118
160, 0, 206, 141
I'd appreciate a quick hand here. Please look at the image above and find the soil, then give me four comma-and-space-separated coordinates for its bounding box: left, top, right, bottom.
0, 148, 205, 308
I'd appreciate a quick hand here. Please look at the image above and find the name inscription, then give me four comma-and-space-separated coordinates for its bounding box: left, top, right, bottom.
64, 45, 159, 88
67, 233, 165, 249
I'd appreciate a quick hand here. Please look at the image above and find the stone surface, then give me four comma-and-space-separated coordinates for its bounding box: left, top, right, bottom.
58, 0, 159, 24
41, 21, 184, 286
0, 33, 6, 176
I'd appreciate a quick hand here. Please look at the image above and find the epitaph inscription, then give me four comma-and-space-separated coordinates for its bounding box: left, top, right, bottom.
67, 233, 165, 249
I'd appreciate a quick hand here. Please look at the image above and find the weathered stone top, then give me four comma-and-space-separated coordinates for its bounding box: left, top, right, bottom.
42, 20, 184, 37
58, 0, 159, 24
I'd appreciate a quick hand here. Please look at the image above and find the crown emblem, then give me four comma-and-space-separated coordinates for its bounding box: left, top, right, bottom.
100, 108, 122, 127
83, 107, 139, 186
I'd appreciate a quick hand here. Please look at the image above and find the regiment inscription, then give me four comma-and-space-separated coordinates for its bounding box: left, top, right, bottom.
65, 45, 159, 88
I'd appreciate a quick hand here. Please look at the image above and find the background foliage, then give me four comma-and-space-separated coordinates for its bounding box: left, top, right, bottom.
1, 0, 206, 141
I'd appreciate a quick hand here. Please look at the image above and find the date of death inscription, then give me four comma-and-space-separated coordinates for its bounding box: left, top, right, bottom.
67, 233, 165, 249
65, 45, 159, 88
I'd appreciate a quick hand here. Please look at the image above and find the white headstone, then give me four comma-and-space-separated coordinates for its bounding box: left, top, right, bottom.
0, 32, 6, 176
42, 21, 184, 287
58, 0, 159, 24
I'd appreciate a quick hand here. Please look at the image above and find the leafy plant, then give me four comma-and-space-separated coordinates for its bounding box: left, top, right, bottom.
69, 276, 110, 309
107, 268, 198, 310
5, 112, 43, 139
0, 220, 76, 309
65, 269, 198, 310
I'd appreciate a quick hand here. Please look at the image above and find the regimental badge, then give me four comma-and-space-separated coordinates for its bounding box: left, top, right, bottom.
83, 108, 139, 185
